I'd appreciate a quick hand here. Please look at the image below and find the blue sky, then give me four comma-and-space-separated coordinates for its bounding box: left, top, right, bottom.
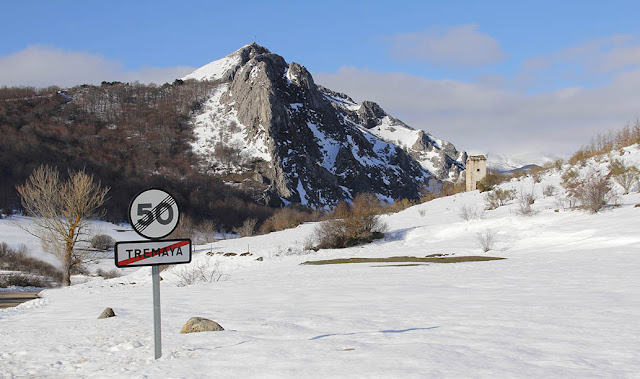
2, 0, 640, 160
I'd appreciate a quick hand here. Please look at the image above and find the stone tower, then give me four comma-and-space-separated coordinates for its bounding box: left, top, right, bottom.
465, 155, 487, 191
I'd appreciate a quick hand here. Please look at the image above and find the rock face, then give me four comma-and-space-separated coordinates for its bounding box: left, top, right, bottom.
98, 307, 116, 319
184, 43, 466, 208
180, 317, 225, 333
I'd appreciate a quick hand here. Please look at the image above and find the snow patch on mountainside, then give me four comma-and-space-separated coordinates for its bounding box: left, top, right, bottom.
190, 84, 271, 172
325, 95, 465, 180
182, 54, 240, 81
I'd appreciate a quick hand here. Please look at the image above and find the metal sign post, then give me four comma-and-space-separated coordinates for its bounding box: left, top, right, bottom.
118, 188, 191, 360
152, 265, 162, 359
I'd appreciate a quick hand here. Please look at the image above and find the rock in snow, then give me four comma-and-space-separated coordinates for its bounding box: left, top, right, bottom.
180, 317, 225, 333
97, 307, 116, 319
183, 43, 466, 207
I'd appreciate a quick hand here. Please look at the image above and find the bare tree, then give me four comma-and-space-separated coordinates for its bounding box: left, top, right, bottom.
16, 165, 109, 286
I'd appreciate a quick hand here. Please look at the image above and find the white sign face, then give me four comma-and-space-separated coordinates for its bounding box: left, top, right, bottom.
115, 239, 192, 267
129, 189, 179, 239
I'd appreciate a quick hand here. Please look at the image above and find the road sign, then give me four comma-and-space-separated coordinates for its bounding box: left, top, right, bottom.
114, 239, 192, 268
129, 188, 180, 240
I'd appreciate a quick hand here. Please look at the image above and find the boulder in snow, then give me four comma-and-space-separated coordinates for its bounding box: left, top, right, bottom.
98, 307, 116, 319
180, 317, 225, 333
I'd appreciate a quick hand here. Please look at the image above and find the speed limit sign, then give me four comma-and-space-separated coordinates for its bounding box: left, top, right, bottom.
129, 188, 180, 239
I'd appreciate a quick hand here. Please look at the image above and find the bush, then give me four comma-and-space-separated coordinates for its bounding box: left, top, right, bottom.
390, 198, 417, 213
96, 268, 121, 279
477, 173, 509, 192
168, 215, 218, 244
578, 171, 614, 213
609, 159, 639, 194
477, 230, 497, 252
484, 188, 516, 210
0, 273, 52, 288
0, 242, 62, 286
173, 257, 227, 287
517, 188, 537, 216
561, 169, 614, 213
313, 193, 388, 249
233, 218, 258, 237
258, 206, 320, 234
91, 234, 116, 250
543, 185, 556, 197
459, 204, 484, 221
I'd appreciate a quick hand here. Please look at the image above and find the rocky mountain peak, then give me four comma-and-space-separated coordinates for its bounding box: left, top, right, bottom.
184, 45, 466, 207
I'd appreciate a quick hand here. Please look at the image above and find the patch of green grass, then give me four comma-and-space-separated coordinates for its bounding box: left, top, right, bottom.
301, 256, 506, 265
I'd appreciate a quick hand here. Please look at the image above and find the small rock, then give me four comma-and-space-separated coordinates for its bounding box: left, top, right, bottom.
180, 317, 224, 333
240, 252, 251, 256
223, 253, 237, 257
635, 204, 640, 208
256, 257, 263, 261
98, 307, 116, 319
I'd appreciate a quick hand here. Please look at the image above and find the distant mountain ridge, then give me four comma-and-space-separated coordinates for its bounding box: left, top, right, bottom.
183, 43, 466, 207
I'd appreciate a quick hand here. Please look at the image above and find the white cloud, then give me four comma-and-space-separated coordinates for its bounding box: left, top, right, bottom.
315, 67, 640, 162
0, 45, 195, 88
389, 24, 506, 67
520, 34, 640, 83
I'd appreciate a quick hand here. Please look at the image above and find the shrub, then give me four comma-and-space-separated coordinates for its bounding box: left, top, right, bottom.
0, 273, 52, 288
390, 198, 417, 213
578, 171, 614, 213
459, 204, 484, 221
96, 268, 121, 279
91, 234, 116, 250
484, 188, 516, 210
233, 218, 258, 237
168, 215, 218, 244
517, 188, 537, 216
0, 242, 62, 286
477, 172, 510, 192
543, 185, 556, 197
609, 159, 639, 194
562, 169, 614, 213
313, 193, 388, 249
173, 257, 227, 287
477, 230, 497, 252
258, 206, 318, 234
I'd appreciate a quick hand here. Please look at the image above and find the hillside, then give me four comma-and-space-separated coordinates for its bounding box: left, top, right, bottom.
0, 43, 467, 223
1, 144, 639, 377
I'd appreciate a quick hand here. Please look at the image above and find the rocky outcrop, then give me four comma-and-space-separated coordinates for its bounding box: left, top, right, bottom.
184, 43, 466, 207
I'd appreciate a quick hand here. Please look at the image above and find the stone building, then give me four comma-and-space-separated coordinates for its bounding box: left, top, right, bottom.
465, 155, 487, 191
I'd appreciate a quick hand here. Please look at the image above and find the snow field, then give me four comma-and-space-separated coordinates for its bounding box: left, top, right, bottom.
1, 147, 640, 377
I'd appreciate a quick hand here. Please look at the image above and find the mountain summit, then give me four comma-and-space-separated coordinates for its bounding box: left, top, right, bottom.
182, 43, 466, 207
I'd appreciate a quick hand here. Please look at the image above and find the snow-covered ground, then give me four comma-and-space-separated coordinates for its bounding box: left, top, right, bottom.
1, 147, 639, 378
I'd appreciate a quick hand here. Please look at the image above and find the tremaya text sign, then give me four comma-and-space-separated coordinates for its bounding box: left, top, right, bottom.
129, 188, 180, 240
115, 239, 192, 268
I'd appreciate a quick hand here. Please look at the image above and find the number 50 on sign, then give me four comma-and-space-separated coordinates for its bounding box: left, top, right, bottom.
128, 188, 180, 240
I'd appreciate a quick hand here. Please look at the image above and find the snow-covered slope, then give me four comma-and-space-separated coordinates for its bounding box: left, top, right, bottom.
1, 145, 639, 377
181, 50, 242, 82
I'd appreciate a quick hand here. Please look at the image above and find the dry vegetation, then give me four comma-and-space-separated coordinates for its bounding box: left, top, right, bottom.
312, 193, 388, 250
568, 120, 640, 166
0, 242, 62, 288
